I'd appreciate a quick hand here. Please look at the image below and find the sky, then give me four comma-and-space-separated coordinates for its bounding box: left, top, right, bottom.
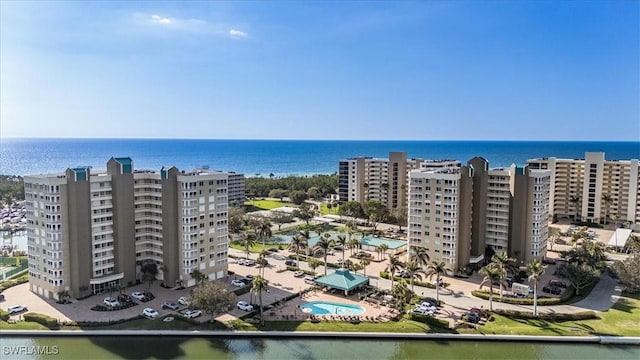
1, 1, 638, 141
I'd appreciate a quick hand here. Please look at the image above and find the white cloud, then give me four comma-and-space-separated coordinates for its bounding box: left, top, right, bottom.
150, 15, 173, 25
228, 29, 248, 38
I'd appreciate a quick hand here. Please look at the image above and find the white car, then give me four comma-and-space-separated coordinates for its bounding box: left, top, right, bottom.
7, 305, 27, 314
237, 259, 247, 265
178, 296, 189, 306
182, 309, 202, 318
131, 292, 145, 300
142, 308, 159, 318
103, 297, 120, 307
237, 301, 254, 311
231, 279, 246, 287
412, 307, 435, 316
416, 304, 437, 313
293, 270, 305, 277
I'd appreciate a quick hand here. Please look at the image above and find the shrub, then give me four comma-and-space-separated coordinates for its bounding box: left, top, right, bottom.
24, 313, 59, 329
379, 271, 437, 289
0, 309, 9, 321
493, 309, 598, 321
0, 276, 29, 292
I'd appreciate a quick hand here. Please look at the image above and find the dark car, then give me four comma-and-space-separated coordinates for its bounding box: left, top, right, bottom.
284, 259, 296, 266
162, 301, 179, 310
466, 312, 480, 323
268, 248, 279, 253
118, 294, 133, 303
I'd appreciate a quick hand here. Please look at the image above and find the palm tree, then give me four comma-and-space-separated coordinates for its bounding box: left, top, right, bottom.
569, 195, 581, 221
479, 264, 501, 312
601, 194, 613, 224
425, 261, 451, 303
378, 243, 389, 260
308, 258, 321, 274
313, 236, 335, 275
288, 235, 307, 267
359, 257, 371, 276
348, 238, 360, 256
336, 234, 347, 262
242, 232, 257, 259
256, 251, 269, 276
491, 252, 516, 299
257, 219, 273, 250
375, 245, 383, 261
391, 280, 412, 312
412, 246, 430, 268
386, 255, 404, 290
251, 275, 270, 326
299, 229, 311, 256
403, 260, 426, 293
528, 260, 545, 316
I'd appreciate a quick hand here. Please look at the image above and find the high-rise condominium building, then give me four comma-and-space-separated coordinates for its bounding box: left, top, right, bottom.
527, 152, 639, 229
338, 151, 460, 210
227, 172, 246, 206
24, 157, 230, 300
408, 158, 551, 271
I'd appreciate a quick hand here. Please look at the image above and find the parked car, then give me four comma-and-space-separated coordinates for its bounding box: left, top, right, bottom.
333, 246, 344, 251
549, 280, 567, 288
394, 270, 410, 278
466, 312, 480, 324
182, 309, 202, 318
284, 259, 297, 266
103, 297, 120, 307
237, 301, 254, 311
304, 276, 316, 285
244, 259, 256, 266
240, 277, 253, 284
162, 301, 179, 310
244, 274, 255, 281
232, 279, 246, 287
412, 307, 434, 316
131, 292, 145, 300
293, 270, 305, 277
268, 248, 279, 253
417, 303, 438, 312
178, 296, 189, 306
118, 294, 133, 303
142, 308, 159, 318
237, 258, 247, 265
7, 305, 27, 314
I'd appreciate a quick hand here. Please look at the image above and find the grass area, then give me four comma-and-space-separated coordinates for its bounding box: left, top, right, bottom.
244, 199, 291, 212
465, 294, 640, 337
229, 241, 282, 253
256, 319, 449, 333
0, 320, 50, 330
319, 203, 339, 216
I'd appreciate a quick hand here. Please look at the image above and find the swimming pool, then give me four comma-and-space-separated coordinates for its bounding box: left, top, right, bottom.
360, 236, 406, 249
300, 301, 365, 315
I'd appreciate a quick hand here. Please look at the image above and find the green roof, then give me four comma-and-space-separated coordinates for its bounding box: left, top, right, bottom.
314, 268, 369, 291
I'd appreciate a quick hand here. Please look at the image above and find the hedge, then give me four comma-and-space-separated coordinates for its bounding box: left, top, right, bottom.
24, 313, 59, 329
471, 283, 579, 306
285, 266, 316, 276
0, 276, 29, 292
408, 312, 450, 328
379, 271, 438, 290
0, 309, 9, 321
493, 308, 598, 321
233, 285, 252, 296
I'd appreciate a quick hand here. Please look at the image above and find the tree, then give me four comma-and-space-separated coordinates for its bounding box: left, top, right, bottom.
293, 203, 316, 224
601, 194, 613, 224
569, 195, 581, 221
348, 238, 360, 256
479, 264, 501, 312
378, 243, 389, 261
334, 234, 347, 262
626, 235, 640, 254
392, 207, 408, 231
308, 258, 322, 274
228, 206, 246, 235
527, 260, 546, 316
491, 252, 517, 299
391, 280, 412, 312
57, 290, 71, 304
190, 281, 236, 322
564, 263, 597, 295
359, 257, 371, 276
268, 188, 288, 200
403, 260, 426, 293
338, 201, 365, 219
289, 190, 309, 205
548, 227, 562, 251
251, 275, 270, 326
307, 186, 321, 200
140, 261, 158, 294
191, 269, 206, 285
257, 219, 273, 250
364, 200, 389, 233
288, 235, 307, 267
611, 254, 640, 294
386, 255, 404, 290
570, 227, 588, 248
412, 246, 430, 267
313, 234, 335, 275
271, 210, 292, 231
425, 261, 451, 303
256, 252, 269, 277
242, 232, 257, 259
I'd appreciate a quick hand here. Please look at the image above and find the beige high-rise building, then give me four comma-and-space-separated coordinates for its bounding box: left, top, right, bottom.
24, 158, 230, 300
527, 152, 640, 229
338, 151, 460, 210
408, 158, 551, 271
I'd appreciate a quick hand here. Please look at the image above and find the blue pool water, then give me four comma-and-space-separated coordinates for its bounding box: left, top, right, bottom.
360, 236, 407, 250
301, 301, 365, 315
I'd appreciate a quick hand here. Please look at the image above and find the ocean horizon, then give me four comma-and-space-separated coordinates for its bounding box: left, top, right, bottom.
1, 138, 638, 177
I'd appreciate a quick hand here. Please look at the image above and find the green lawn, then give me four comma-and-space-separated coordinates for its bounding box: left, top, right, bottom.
319, 203, 339, 216
244, 199, 291, 212
229, 242, 279, 253
466, 294, 640, 337
0, 320, 50, 330
256, 319, 450, 333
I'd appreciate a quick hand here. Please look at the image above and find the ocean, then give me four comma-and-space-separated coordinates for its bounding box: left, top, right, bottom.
1, 138, 639, 176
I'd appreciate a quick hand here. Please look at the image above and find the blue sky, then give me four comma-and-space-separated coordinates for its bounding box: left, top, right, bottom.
1, 1, 638, 140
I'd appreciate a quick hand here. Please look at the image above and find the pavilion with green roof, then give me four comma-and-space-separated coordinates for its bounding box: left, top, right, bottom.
313, 268, 370, 296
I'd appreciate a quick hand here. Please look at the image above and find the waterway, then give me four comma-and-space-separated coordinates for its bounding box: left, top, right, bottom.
1, 337, 638, 360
